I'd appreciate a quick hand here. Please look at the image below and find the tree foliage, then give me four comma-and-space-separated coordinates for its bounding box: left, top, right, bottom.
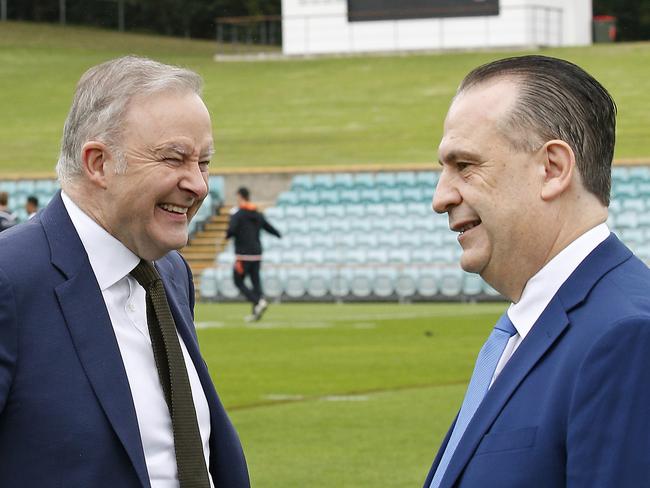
5, 0, 282, 39
594, 0, 650, 41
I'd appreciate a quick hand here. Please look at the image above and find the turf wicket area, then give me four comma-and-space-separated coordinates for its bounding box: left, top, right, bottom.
195, 302, 506, 487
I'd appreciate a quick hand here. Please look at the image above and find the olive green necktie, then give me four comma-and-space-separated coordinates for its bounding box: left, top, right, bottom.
130, 259, 211, 488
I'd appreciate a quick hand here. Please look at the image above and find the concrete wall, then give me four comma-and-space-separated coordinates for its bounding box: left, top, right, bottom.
281, 0, 591, 55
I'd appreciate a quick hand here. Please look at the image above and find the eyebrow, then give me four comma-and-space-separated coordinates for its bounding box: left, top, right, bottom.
155, 143, 215, 158
438, 149, 482, 165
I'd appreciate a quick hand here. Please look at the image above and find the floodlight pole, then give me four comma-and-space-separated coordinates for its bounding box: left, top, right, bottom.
1, 0, 6, 22
59, 0, 66, 25
118, 0, 125, 32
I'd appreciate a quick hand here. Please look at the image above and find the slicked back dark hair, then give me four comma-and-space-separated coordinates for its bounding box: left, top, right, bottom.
237, 187, 250, 200
458, 55, 616, 206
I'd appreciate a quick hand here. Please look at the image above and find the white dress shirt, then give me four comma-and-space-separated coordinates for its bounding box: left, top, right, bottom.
491, 223, 610, 384
62, 192, 214, 488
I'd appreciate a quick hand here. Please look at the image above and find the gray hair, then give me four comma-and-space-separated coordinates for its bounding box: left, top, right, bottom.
457, 55, 616, 206
56, 55, 203, 185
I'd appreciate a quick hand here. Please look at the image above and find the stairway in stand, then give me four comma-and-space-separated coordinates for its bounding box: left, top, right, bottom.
181, 206, 230, 295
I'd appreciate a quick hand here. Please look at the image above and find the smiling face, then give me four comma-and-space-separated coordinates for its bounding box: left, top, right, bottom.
97, 90, 213, 260
433, 78, 555, 299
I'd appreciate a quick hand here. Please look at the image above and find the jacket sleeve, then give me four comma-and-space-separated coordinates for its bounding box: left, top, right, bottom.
226, 212, 238, 240
261, 215, 281, 238
566, 316, 650, 486
0, 267, 17, 414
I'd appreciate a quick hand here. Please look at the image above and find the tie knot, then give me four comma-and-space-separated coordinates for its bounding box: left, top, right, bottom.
130, 259, 161, 288
494, 313, 517, 336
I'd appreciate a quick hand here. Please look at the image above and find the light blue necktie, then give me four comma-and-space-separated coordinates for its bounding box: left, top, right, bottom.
429, 313, 517, 488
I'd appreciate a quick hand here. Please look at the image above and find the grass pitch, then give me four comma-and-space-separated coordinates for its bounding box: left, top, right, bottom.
1, 22, 650, 176
195, 302, 506, 487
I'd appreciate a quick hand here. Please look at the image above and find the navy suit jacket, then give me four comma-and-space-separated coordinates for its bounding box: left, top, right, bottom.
0, 193, 250, 487
424, 234, 650, 488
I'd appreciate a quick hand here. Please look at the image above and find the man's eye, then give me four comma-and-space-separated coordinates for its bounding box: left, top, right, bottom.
457, 162, 470, 171
199, 161, 210, 172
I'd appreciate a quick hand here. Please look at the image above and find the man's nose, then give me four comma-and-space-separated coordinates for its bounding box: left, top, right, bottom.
432, 169, 461, 214
181, 163, 209, 199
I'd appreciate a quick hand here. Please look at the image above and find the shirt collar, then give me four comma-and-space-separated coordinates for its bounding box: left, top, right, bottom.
61, 191, 140, 291
507, 223, 610, 339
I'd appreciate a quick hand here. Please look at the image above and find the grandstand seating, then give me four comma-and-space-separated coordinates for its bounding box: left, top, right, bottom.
4, 167, 649, 303
202, 166, 650, 302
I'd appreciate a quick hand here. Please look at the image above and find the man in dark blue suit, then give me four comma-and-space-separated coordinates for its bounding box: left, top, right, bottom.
0, 56, 249, 487
425, 55, 650, 487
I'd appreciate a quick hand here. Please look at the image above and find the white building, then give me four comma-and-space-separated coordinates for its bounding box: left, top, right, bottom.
281, 0, 592, 56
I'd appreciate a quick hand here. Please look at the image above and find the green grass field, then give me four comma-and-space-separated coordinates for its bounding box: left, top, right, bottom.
195, 302, 506, 487
1, 21, 650, 176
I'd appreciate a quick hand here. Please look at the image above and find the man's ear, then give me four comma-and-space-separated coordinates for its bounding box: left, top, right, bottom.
540, 139, 575, 201
81, 141, 111, 189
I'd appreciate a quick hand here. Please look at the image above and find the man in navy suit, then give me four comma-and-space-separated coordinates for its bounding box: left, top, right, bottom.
0, 56, 249, 487
425, 55, 650, 487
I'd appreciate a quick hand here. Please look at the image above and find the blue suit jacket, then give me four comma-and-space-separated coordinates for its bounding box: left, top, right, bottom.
0, 193, 250, 488
424, 234, 650, 488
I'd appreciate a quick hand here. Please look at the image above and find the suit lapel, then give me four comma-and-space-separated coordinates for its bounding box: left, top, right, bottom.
438, 234, 632, 488
42, 193, 150, 488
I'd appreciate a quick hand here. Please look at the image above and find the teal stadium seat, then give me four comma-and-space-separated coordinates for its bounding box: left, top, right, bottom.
350, 268, 374, 297
395, 268, 418, 298
291, 174, 313, 192
372, 267, 397, 297
199, 268, 219, 299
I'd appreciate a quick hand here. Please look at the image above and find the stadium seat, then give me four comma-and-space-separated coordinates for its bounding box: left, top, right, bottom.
416, 269, 439, 297
329, 218, 352, 233
287, 219, 310, 234
395, 171, 417, 188
365, 203, 386, 218
216, 267, 240, 299
377, 233, 399, 248
387, 248, 410, 264
373, 267, 397, 297
345, 204, 365, 218
281, 249, 303, 265
312, 174, 335, 190
303, 248, 325, 264
324, 204, 346, 218
410, 248, 434, 264
406, 201, 430, 217
264, 206, 284, 220
350, 268, 374, 297
296, 190, 319, 206
309, 218, 330, 234
355, 233, 379, 249
329, 269, 351, 298
462, 272, 484, 296
345, 248, 367, 264
318, 189, 339, 205
621, 197, 645, 213
360, 188, 382, 204
277, 191, 300, 206
439, 269, 463, 297
312, 233, 335, 249
354, 172, 375, 189
402, 187, 426, 203
334, 233, 356, 249
291, 174, 313, 192
380, 187, 402, 203
395, 268, 418, 298
385, 202, 407, 217
349, 217, 373, 233
375, 172, 397, 189
416, 171, 438, 189
262, 267, 285, 299
284, 205, 305, 219
333, 172, 355, 190
199, 268, 219, 299
339, 189, 362, 205
304, 205, 326, 219
306, 267, 331, 298
285, 269, 308, 298
366, 248, 389, 264
398, 232, 421, 248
